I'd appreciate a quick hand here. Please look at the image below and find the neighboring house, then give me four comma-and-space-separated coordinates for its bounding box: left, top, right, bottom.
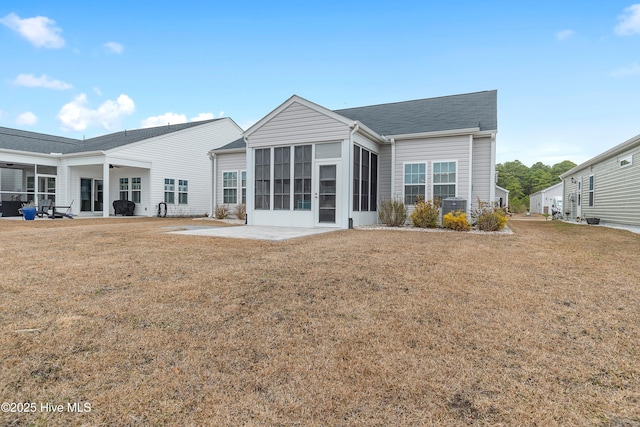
0, 119, 242, 217
561, 132, 640, 225
495, 185, 509, 209
213, 90, 498, 228
529, 182, 562, 214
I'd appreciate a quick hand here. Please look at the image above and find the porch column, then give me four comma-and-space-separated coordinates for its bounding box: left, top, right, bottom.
103, 162, 110, 218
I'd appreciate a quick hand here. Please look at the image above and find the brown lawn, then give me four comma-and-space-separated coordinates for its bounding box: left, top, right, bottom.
1, 216, 639, 426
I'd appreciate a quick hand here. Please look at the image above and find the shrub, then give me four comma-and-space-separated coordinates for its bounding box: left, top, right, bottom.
214, 204, 229, 219
235, 203, 247, 221
378, 198, 407, 227
443, 210, 471, 231
411, 197, 440, 228
471, 200, 508, 231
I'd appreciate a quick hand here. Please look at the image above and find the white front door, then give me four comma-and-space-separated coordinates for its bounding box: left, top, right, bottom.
314, 161, 341, 227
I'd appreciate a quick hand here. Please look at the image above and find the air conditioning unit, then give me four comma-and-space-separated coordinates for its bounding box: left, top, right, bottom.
442, 198, 467, 217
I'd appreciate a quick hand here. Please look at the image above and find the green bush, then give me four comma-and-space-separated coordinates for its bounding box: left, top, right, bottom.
411, 197, 440, 228
471, 200, 508, 231
443, 210, 471, 231
378, 199, 407, 227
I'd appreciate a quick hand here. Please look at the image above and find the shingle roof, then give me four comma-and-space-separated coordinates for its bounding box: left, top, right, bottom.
213, 137, 246, 152
334, 90, 497, 136
0, 119, 221, 155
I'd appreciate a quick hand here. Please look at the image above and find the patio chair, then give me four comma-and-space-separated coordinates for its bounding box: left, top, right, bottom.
37, 199, 52, 218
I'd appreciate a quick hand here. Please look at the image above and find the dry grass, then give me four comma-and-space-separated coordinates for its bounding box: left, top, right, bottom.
1, 216, 639, 426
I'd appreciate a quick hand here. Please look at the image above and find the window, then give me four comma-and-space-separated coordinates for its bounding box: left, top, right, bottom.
404, 163, 426, 205
353, 146, 360, 212
131, 177, 141, 203
223, 172, 238, 204
433, 161, 456, 201
255, 148, 270, 210
588, 175, 595, 207
119, 178, 129, 200
241, 171, 247, 204
370, 153, 378, 210
178, 180, 188, 204
294, 145, 312, 210
164, 178, 175, 204
273, 147, 291, 210
361, 149, 369, 211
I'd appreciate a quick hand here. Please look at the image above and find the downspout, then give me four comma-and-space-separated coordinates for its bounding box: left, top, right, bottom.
468, 134, 473, 215
348, 122, 360, 228
390, 138, 396, 198
209, 152, 216, 218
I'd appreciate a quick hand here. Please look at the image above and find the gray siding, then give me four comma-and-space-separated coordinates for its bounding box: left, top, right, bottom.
216, 152, 246, 208
394, 135, 471, 204
471, 137, 492, 205
563, 145, 640, 225
248, 101, 350, 148
378, 143, 392, 201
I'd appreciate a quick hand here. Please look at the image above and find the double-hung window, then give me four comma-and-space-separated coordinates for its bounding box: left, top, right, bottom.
223, 172, 238, 204
178, 180, 188, 204
273, 147, 291, 210
131, 177, 141, 203
588, 175, 595, 207
241, 171, 247, 204
255, 148, 271, 210
119, 178, 129, 200
404, 163, 426, 205
164, 178, 175, 204
433, 161, 456, 201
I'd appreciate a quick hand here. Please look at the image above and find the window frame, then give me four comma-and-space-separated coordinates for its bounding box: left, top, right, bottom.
119, 177, 129, 201
241, 170, 247, 204
164, 178, 175, 204
222, 172, 238, 204
620, 154, 633, 168
588, 174, 595, 207
178, 180, 188, 204
273, 146, 291, 210
294, 145, 312, 211
254, 148, 271, 210
131, 177, 141, 203
432, 160, 458, 202
403, 162, 427, 205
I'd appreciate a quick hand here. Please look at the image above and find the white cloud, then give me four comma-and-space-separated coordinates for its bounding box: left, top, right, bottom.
103, 41, 124, 54
141, 113, 188, 128
615, 4, 640, 36
58, 94, 135, 131
0, 12, 64, 48
93, 87, 102, 96
610, 62, 640, 77
191, 112, 215, 122
14, 73, 72, 90
16, 111, 38, 126
556, 29, 575, 41
142, 111, 222, 128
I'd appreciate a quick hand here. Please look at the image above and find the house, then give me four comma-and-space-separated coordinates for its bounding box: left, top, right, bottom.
529, 182, 562, 215
495, 185, 510, 209
0, 119, 242, 217
560, 132, 640, 225
212, 90, 498, 228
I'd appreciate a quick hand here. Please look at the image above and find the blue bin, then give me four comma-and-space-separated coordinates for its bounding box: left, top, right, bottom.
22, 206, 37, 220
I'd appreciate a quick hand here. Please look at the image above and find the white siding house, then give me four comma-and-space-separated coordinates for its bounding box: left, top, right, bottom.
0, 119, 242, 217
529, 182, 563, 214
561, 132, 640, 225
213, 91, 498, 229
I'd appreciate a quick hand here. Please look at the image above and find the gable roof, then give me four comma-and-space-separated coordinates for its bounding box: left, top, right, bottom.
334, 90, 497, 136
560, 132, 640, 178
0, 119, 222, 155
213, 137, 246, 152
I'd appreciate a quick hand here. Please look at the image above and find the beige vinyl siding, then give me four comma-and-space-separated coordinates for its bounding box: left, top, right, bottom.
471, 137, 492, 205
216, 152, 246, 207
394, 135, 470, 205
112, 119, 242, 216
248, 101, 349, 148
378, 144, 392, 201
565, 145, 640, 225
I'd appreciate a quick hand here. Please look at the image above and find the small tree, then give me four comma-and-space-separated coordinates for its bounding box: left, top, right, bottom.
378, 198, 407, 227
411, 197, 440, 228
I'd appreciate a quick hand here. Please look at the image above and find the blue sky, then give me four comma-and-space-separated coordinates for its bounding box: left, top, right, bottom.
1, 1, 639, 166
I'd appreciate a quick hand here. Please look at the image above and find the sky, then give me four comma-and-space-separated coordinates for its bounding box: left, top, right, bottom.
1, 1, 639, 166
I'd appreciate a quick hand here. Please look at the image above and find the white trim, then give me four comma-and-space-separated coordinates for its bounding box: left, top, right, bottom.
468, 134, 473, 207
221, 170, 239, 205
620, 154, 633, 168
432, 159, 459, 199
385, 127, 481, 141
402, 161, 428, 204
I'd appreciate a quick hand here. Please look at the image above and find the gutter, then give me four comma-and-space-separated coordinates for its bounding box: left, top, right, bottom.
209, 151, 216, 218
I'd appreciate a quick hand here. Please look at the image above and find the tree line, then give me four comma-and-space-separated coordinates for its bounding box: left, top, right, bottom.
496, 160, 576, 212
